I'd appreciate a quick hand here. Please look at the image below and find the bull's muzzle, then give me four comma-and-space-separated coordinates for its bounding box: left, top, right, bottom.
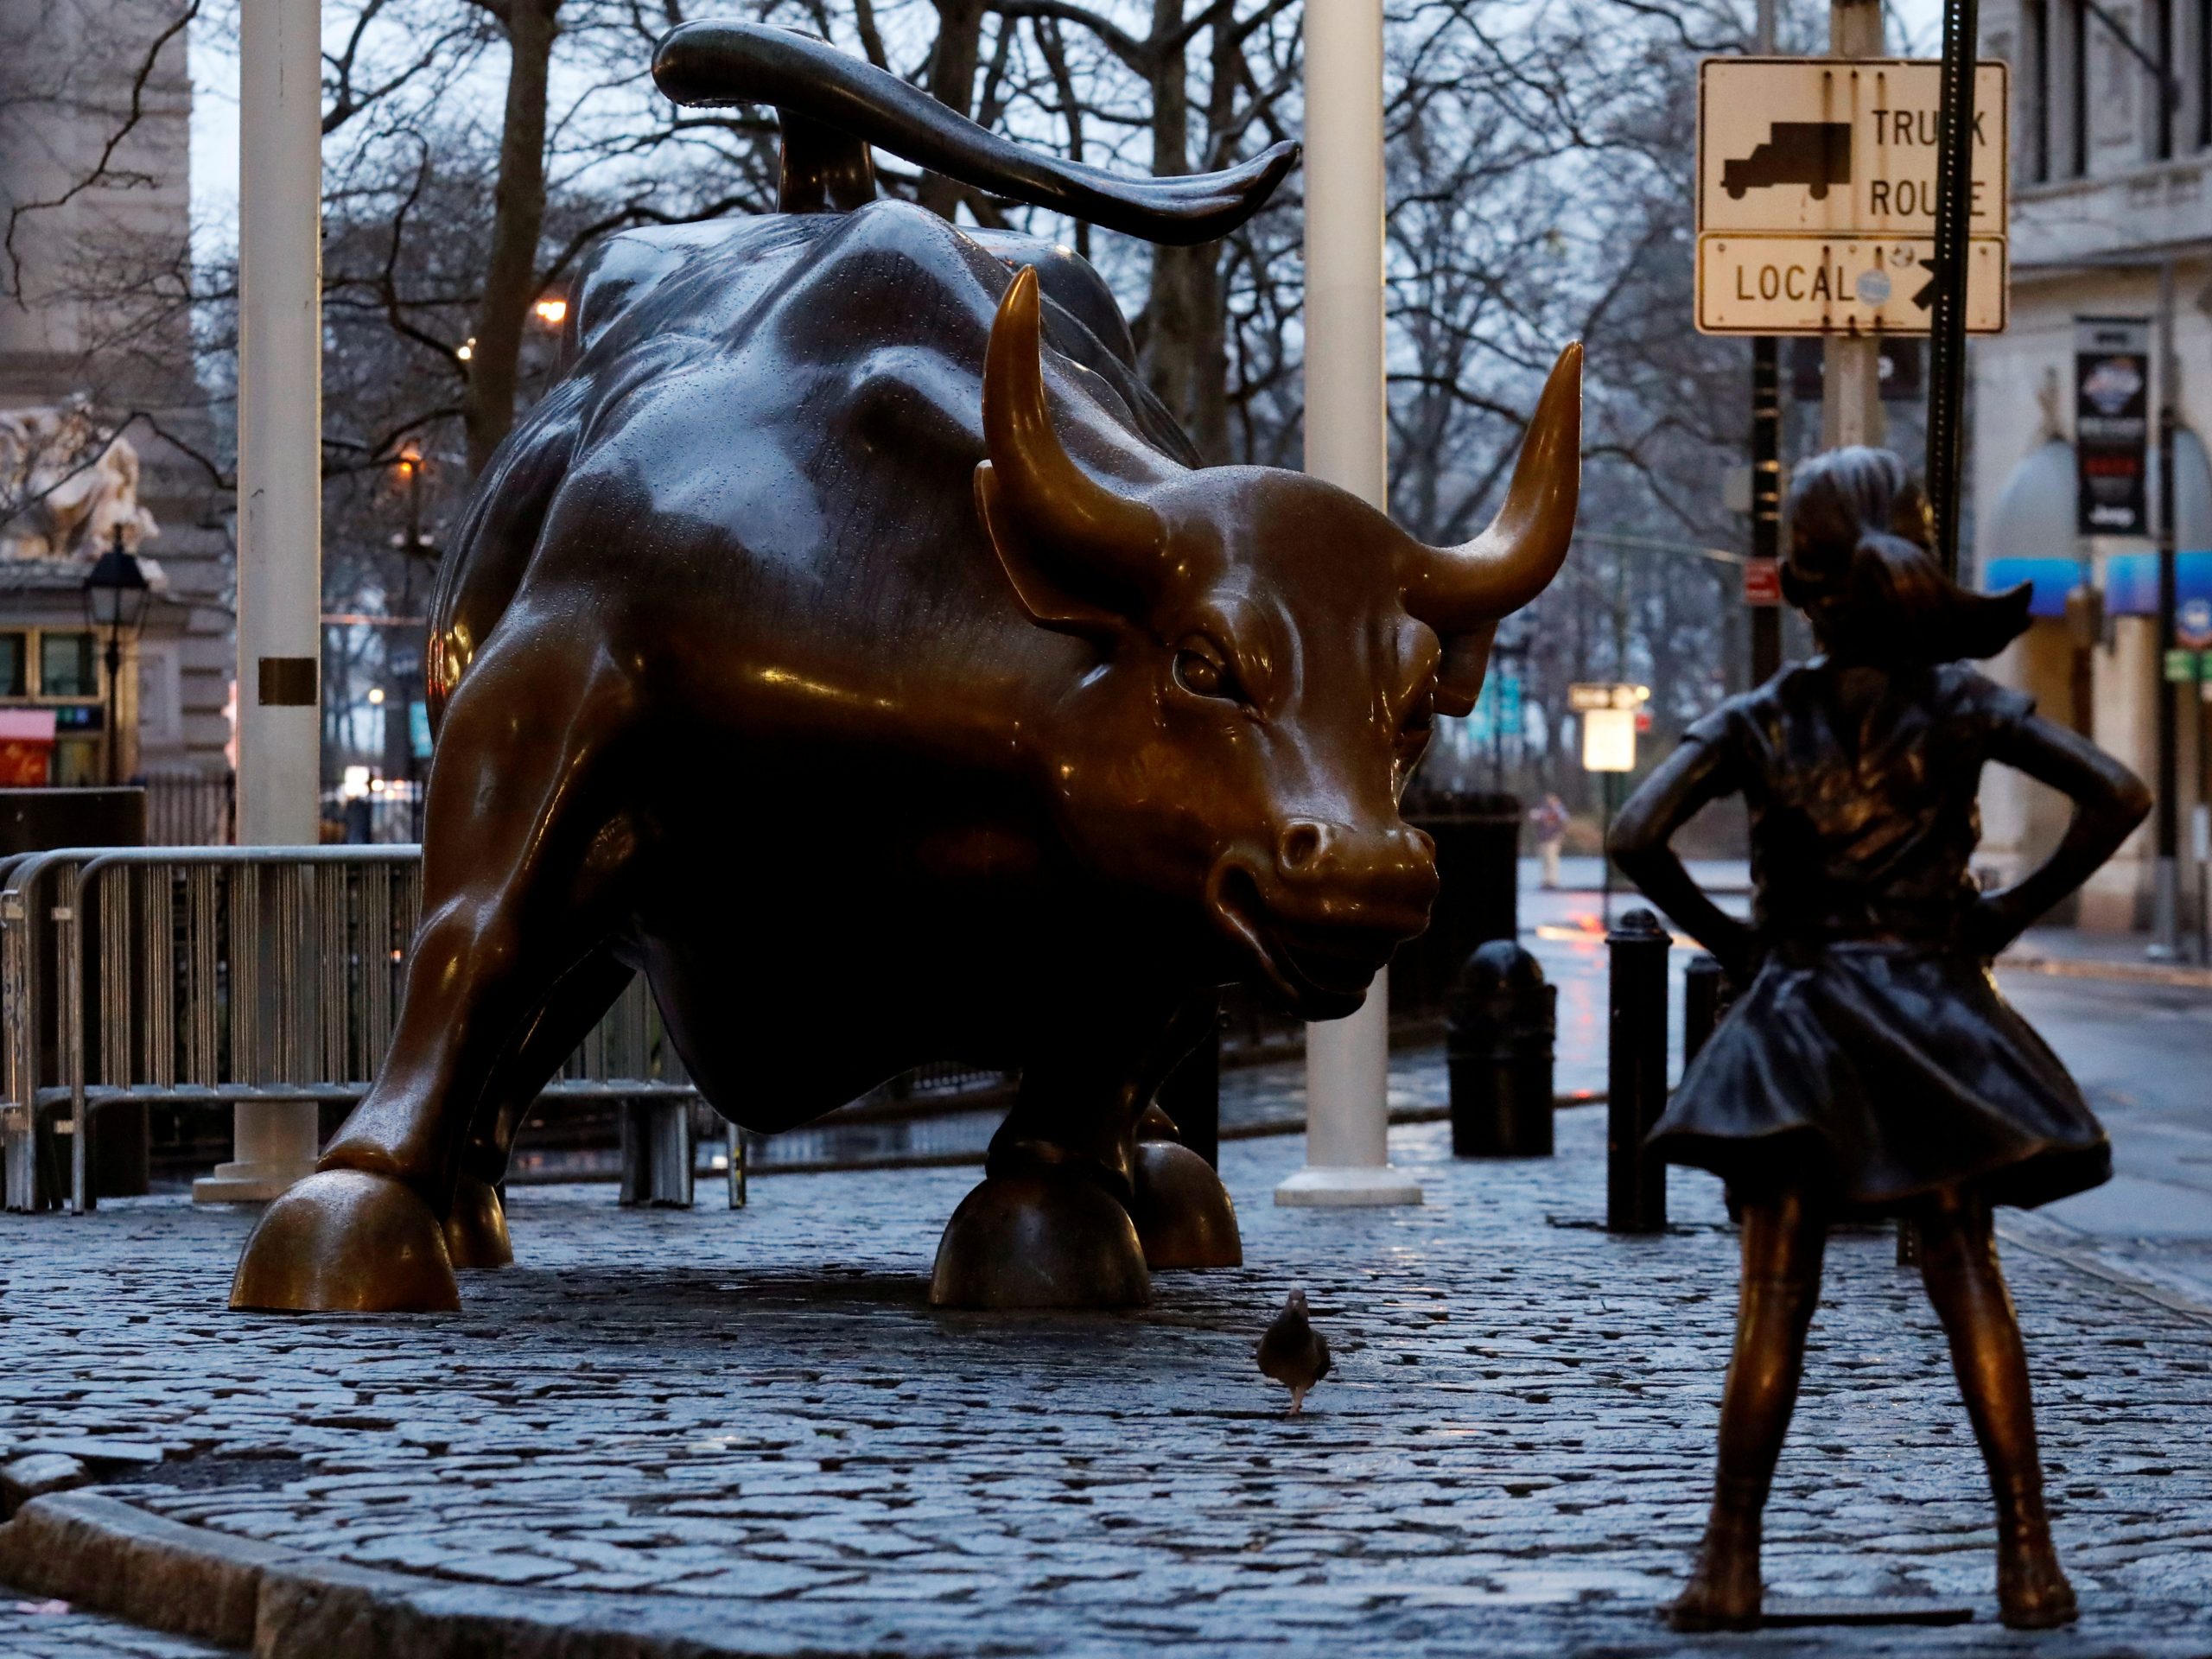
1205, 819, 1440, 1015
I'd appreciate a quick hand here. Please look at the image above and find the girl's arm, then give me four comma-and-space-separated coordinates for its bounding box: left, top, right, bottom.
1973, 715, 2152, 957
1608, 734, 1758, 980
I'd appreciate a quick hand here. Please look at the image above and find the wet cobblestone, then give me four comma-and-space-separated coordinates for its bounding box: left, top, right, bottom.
0, 1595, 227, 1656
3, 1084, 2210, 1656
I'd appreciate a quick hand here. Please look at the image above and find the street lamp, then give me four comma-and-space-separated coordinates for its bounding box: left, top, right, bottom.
82, 526, 150, 786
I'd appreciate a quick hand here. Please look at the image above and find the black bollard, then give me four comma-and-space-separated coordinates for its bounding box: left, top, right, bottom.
1157, 1016, 1222, 1170
1446, 941, 1556, 1156
1681, 952, 1734, 1065
1606, 907, 1671, 1232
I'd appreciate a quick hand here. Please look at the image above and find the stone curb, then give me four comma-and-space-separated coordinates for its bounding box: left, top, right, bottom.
0, 1490, 986, 1658
1997, 951, 2212, 990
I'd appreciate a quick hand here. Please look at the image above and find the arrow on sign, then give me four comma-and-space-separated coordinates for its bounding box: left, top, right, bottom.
1913, 256, 1942, 313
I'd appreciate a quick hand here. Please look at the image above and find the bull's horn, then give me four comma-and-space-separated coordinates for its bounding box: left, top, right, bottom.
981, 267, 1165, 599
1402, 342, 1582, 631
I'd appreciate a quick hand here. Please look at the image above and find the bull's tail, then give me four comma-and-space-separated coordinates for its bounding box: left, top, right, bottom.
652, 22, 1296, 246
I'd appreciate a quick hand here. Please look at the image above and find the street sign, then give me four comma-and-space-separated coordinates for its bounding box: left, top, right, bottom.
2163, 649, 2206, 683
1567, 682, 1651, 713
2180, 599, 2212, 652
1495, 671, 1523, 734
1695, 58, 2008, 339
1697, 235, 2005, 335
2076, 317, 2152, 537
1581, 707, 1637, 772
1698, 59, 2008, 238
1743, 557, 1782, 607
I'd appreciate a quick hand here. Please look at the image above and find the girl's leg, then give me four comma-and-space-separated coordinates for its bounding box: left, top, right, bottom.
1916, 1186, 2079, 1630
1672, 1186, 1828, 1631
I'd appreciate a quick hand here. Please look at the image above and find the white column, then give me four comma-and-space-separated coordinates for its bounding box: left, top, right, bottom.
196, 0, 323, 1205
1275, 0, 1420, 1209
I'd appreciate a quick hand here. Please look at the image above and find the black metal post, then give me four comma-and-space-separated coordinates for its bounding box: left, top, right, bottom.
1158, 1017, 1222, 1170
1751, 336, 1783, 684
1600, 772, 1616, 925
1606, 907, 1671, 1232
1681, 952, 1732, 1066
2156, 259, 2182, 955
102, 628, 123, 785
1925, 0, 1980, 575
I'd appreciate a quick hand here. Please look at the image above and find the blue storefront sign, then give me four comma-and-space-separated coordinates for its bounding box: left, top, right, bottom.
1985, 551, 2212, 622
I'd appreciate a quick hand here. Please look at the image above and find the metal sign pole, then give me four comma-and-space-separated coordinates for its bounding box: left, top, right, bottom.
1749, 0, 1783, 689
2155, 257, 2182, 956
1821, 0, 1885, 451
1925, 0, 1980, 575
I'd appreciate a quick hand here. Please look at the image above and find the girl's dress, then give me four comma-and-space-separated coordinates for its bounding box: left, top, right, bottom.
1646, 658, 2111, 1215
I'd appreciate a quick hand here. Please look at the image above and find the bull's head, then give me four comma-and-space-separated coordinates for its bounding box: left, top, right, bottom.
976, 268, 1579, 1019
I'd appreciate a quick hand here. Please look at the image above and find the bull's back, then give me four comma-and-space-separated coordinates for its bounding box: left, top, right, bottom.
433, 202, 1183, 725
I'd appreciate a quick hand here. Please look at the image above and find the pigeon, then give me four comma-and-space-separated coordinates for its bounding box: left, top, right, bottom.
1256, 1287, 1332, 1414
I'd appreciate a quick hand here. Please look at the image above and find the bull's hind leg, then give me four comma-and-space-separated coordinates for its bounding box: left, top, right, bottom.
232, 642, 639, 1313
931, 991, 1233, 1308
446, 952, 638, 1269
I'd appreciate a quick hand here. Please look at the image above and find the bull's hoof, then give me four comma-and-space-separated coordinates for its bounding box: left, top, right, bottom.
929, 1173, 1151, 1309
444, 1174, 514, 1270
1129, 1140, 1243, 1269
230, 1169, 461, 1313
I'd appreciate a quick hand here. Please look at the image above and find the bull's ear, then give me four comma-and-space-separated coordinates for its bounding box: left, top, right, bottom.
974, 461, 1129, 639
1432, 621, 1497, 719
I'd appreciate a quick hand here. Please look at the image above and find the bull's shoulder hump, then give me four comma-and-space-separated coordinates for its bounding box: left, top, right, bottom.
571, 216, 823, 354
777, 200, 1009, 325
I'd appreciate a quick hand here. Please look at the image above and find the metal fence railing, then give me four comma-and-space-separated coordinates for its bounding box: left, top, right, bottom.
0, 845, 707, 1215
140, 771, 236, 847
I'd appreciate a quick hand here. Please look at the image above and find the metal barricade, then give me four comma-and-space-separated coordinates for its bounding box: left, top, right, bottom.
0, 845, 706, 1214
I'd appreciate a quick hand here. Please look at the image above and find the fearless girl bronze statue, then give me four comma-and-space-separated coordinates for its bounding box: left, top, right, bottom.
1611, 447, 2151, 1632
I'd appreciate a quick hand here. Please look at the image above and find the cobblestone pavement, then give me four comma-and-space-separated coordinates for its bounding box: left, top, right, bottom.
4, 1096, 2212, 1656
0, 1596, 226, 1657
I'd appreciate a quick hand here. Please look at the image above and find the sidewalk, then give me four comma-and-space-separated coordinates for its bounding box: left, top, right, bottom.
3, 1096, 2209, 1656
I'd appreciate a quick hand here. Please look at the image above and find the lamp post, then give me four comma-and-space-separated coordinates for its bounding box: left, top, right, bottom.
81, 527, 150, 786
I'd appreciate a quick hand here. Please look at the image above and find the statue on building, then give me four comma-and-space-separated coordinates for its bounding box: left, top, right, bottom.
1610, 447, 2151, 1632
0, 403, 161, 561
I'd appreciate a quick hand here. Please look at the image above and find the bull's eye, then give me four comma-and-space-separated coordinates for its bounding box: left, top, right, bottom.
1173, 645, 1239, 702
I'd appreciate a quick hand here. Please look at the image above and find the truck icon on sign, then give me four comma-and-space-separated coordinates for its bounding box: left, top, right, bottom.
1722, 123, 1853, 199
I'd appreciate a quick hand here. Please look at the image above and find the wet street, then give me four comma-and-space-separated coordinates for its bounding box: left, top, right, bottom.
4, 859, 2208, 1656
1526, 856, 2212, 1311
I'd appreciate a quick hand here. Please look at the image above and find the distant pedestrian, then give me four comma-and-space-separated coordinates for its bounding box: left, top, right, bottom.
1609, 448, 2150, 1634
1529, 792, 1567, 888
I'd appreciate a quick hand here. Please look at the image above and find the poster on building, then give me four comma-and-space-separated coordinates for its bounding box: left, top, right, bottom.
2075, 316, 2152, 537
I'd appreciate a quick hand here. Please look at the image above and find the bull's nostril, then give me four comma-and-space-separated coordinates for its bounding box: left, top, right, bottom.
1278, 821, 1325, 874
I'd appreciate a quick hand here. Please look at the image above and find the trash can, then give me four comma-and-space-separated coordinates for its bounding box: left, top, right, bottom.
1446, 940, 1555, 1157
1397, 791, 1521, 1014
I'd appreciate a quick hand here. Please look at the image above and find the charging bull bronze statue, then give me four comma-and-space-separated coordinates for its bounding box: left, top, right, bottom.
232, 23, 1581, 1314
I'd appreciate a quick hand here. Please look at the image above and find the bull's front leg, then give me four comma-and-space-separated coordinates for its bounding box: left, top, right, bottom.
229, 637, 640, 1313
929, 989, 1239, 1308
443, 950, 639, 1270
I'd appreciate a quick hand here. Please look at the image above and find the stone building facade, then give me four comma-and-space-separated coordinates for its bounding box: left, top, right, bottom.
1974, 0, 2212, 931
0, 0, 234, 823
